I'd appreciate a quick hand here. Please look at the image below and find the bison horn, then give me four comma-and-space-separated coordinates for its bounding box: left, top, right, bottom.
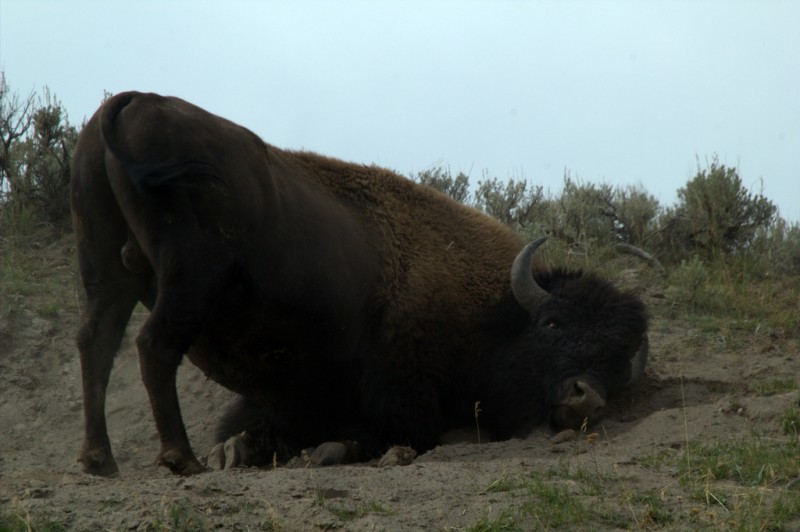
510, 237, 550, 315
625, 334, 649, 388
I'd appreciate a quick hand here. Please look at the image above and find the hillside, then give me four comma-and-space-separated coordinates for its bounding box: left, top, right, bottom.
1, 230, 798, 530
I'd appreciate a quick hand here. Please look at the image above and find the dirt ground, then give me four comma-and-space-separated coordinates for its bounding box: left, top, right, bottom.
1, 234, 798, 530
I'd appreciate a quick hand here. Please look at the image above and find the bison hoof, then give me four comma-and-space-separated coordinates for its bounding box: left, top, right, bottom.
159, 449, 206, 475
207, 442, 226, 470
79, 446, 119, 477
308, 441, 361, 467
377, 446, 417, 467
207, 432, 254, 470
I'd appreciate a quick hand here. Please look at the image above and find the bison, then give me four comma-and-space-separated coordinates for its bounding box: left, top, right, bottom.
71, 91, 648, 476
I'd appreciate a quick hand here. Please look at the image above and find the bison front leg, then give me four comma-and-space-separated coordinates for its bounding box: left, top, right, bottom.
136, 322, 205, 475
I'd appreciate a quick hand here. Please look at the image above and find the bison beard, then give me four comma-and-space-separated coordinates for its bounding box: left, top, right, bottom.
71, 91, 648, 476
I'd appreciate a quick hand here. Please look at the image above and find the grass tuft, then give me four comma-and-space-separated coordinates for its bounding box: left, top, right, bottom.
748, 378, 797, 397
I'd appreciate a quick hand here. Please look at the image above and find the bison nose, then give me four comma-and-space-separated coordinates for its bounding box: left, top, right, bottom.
551, 377, 608, 430
574, 379, 605, 416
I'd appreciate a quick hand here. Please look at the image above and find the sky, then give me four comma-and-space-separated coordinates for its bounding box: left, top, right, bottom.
2, 1, 798, 220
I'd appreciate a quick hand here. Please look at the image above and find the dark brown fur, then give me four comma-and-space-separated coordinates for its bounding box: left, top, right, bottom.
71, 91, 646, 476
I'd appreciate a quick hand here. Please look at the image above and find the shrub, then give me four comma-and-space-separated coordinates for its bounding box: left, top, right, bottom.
412, 166, 472, 204
536, 176, 660, 253
545, 175, 616, 246
1, 75, 77, 230
669, 255, 709, 311
0, 74, 35, 201
473, 171, 545, 230
4, 89, 77, 225
749, 217, 800, 275
656, 157, 777, 261
614, 184, 660, 246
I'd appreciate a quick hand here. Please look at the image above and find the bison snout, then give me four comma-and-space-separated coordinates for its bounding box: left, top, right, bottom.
550, 377, 607, 430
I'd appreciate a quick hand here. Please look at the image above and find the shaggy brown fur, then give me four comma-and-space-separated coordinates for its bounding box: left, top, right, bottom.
71, 92, 646, 476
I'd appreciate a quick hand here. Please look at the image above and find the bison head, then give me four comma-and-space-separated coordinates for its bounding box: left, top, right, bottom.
474, 238, 648, 438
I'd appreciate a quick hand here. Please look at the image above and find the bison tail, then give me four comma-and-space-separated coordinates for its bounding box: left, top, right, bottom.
99, 91, 223, 190
99, 91, 136, 161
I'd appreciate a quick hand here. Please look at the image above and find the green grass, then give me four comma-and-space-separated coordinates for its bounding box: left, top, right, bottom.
469, 426, 800, 531
544, 459, 607, 496
467, 509, 519, 532
483, 471, 529, 494
665, 257, 800, 335
473, 469, 618, 530
748, 378, 797, 397
784, 404, 800, 441
680, 439, 799, 487
314, 489, 395, 523
0, 506, 67, 532
631, 490, 675, 527
0, 229, 79, 321
147, 500, 207, 532
636, 435, 800, 530
522, 475, 590, 527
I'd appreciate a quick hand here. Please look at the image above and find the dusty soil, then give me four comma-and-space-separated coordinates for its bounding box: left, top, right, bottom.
1, 234, 798, 530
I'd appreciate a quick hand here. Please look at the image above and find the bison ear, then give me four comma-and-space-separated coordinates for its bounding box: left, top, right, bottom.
624, 334, 649, 388
510, 237, 550, 315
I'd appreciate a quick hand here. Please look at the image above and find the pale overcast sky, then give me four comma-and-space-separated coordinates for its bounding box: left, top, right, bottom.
2, 1, 798, 219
